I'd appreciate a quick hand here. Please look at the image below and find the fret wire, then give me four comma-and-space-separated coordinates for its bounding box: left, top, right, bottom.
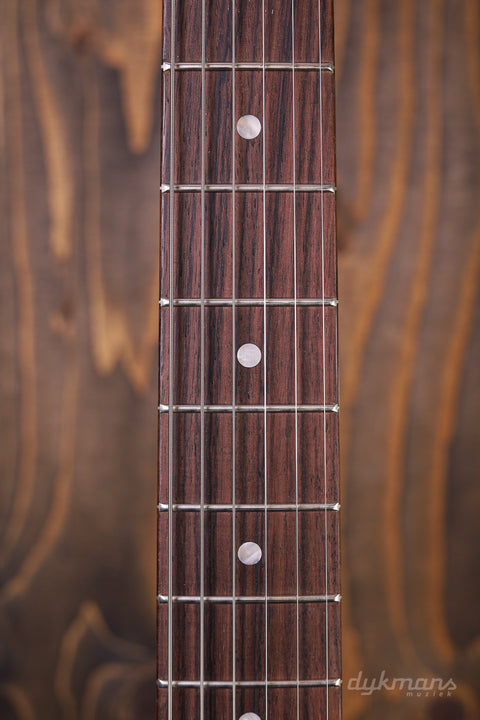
161, 183, 336, 192
200, 0, 206, 715
167, 0, 176, 717
157, 502, 340, 512
262, 1, 268, 715
158, 679, 341, 688
319, 3, 330, 718
158, 594, 341, 604
158, 403, 339, 413
162, 61, 334, 71
161, 297, 338, 306
231, 3, 237, 719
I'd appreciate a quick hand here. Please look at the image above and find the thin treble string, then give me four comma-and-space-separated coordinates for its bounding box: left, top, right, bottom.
167, 0, 176, 717
262, 0, 268, 715
291, 0, 300, 718
318, 0, 329, 716
200, 0, 206, 716
231, 1, 237, 718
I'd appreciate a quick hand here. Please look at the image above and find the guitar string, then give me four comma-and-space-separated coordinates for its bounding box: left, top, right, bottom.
318, 0, 330, 716
167, 0, 176, 716
291, 1, 300, 719
231, 1, 237, 718
262, 0, 268, 716
200, 0, 206, 715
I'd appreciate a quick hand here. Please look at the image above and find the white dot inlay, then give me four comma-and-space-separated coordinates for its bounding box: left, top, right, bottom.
237, 114, 262, 139
238, 542, 262, 565
239, 714, 261, 720
237, 343, 262, 368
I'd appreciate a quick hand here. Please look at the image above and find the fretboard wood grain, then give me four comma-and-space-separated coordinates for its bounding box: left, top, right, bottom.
158, 1, 340, 718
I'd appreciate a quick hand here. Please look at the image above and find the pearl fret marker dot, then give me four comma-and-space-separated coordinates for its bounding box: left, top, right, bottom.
238, 542, 262, 565
239, 714, 262, 720
237, 343, 262, 368
237, 115, 262, 139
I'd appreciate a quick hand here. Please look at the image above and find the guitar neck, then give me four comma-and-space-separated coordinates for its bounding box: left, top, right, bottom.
158, 0, 341, 718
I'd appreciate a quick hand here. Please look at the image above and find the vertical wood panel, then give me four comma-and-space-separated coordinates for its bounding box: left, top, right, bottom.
0, 1, 159, 717
337, 0, 480, 718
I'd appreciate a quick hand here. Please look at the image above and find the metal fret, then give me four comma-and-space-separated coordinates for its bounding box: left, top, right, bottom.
162, 61, 334, 72
159, 403, 339, 413
158, 594, 341, 604
160, 297, 338, 307
161, 183, 336, 193
157, 502, 340, 512
157, 679, 342, 688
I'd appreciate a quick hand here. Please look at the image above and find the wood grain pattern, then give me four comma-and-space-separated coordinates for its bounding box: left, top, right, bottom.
337, 1, 480, 719
0, 1, 159, 718
2, 1, 480, 719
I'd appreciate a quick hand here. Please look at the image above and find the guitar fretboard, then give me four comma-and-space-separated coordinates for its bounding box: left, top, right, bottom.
158, 0, 341, 718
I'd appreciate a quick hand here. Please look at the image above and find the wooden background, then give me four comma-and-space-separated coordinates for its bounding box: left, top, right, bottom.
1, 1, 480, 719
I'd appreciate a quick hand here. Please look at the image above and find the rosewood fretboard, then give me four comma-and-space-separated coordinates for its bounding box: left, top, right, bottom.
158, 0, 341, 718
